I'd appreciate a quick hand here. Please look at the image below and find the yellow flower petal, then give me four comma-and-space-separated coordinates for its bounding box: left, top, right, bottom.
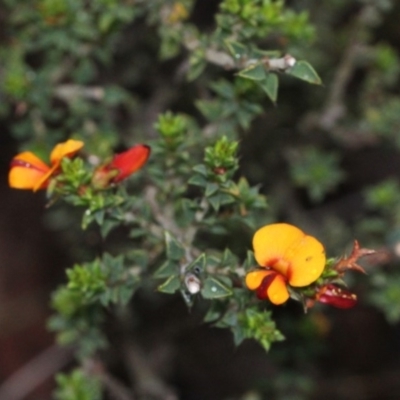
253, 223, 304, 275
285, 234, 326, 286
8, 152, 50, 190
246, 270, 289, 305
252, 223, 325, 287
33, 164, 58, 192
266, 274, 289, 305
245, 269, 273, 290
50, 139, 84, 165
9, 167, 46, 189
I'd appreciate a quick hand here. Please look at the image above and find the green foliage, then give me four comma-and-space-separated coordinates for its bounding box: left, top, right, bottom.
286, 61, 322, 85
54, 368, 102, 400
370, 273, 400, 323
288, 147, 345, 203
365, 179, 400, 212
235, 308, 285, 351
218, 0, 315, 42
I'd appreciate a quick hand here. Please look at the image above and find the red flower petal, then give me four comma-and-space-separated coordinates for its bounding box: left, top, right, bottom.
109, 144, 150, 183
316, 284, 357, 309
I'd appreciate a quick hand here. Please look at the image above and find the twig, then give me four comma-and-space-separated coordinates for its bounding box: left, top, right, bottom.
302, 4, 383, 143
85, 359, 135, 400
122, 340, 178, 400
184, 36, 296, 71
143, 186, 182, 239
53, 84, 105, 102
100, 373, 135, 400
0, 345, 74, 400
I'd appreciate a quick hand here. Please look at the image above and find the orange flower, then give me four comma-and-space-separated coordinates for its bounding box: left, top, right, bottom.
92, 144, 150, 188
9, 139, 84, 191
246, 223, 326, 305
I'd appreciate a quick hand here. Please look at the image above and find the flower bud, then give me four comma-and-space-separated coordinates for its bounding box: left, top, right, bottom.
316, 284, 357, 309
184, 273, 201, 294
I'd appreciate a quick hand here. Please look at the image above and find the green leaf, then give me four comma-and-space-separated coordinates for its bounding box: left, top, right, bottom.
221, 248, 239, 268
225, 40, 247, 60
286, 60, 322, 85
201, 277, 232, 299
186, 253, 207, 275
175, 198, 197, 226
192, 164, 208, 176
158, 274, 181, 294
165, 231, 185, 261
237, 63, 266, 81
250, 48, 281, 59
208, 194, 221, 211
218, 192, 235, 205
196, 99, 223, 121
187, 49, 207, 81
100, 219, 119, 238
205, 182, 219, 197
258, 73, 278, 103
210, 79, 235, 99
154, 260, 179, 278
188, 174, 207, 187
128, 227, 147, 239
243, 250, 257, 270
118, 282, 137, 305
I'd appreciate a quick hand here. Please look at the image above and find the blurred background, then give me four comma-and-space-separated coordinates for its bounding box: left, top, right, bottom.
1, 0, 400, 399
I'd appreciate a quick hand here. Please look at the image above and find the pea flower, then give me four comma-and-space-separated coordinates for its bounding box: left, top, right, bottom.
92, 144, 150, 188
8, 139, 84, 191
246, 223, 326, 305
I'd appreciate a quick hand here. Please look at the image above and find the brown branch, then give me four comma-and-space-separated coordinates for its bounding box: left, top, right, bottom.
301, 4, 384, 146
85, 359, 135, 400
122, 340, 178, 400
53, 84, 105, 102
0, 345, 74, 400
184, 37, 296, 71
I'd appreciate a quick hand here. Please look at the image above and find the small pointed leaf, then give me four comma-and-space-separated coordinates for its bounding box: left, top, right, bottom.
250, 48, 281, 59
186, 253, 207, 275
205, 182, 219, 197
219, 192, 235, 205
243, 250, 257, 270
154, 260, 179, 278
158, 274, 181, 294
165, 231, 185, 261
225, 40, 247, 60
286, 60, 322, 85
259, 73, 278, 103
192, 164, 208, 176
188, 174, 207, 187
187, 50, 207, 81
201, 277, 232, 299
221, 248, 239, 268
237, 63, 266, 81
208, 194, 221, 211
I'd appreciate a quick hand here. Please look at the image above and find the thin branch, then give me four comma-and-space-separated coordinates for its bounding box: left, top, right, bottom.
0, 345, 74, 400
302, 4, 382, 144
184, 36, 296, 71
122, 340, 178, 400
85, 359, 135, 400
53, 84, 105, 102
143, 186, 181, 238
